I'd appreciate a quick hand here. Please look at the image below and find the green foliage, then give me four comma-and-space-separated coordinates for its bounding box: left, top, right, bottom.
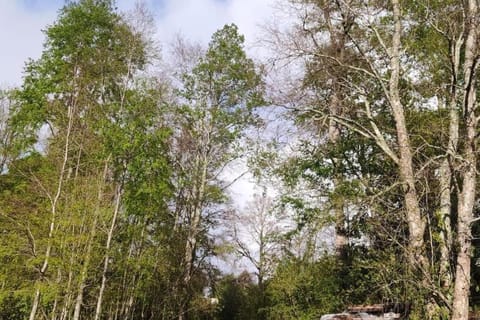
10, 0, 146, 154
265, 248, 417, 319
0, 153, 53, 308
266, 255, 343, 319
179, 23, 264, 155
166, 23, 266, 319
0, 1, 175, 319
214, 272, 264, 320
0, 294, 28, 320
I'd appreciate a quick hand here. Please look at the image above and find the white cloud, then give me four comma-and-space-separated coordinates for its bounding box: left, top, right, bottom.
0, 1, 57, 87
152, 0, 275, 46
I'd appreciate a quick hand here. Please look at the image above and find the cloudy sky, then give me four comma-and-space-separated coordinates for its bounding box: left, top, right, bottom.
0, 0, 276, 87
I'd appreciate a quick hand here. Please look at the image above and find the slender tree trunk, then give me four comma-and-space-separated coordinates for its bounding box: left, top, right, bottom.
330, 94, 347, 258
124, 294, 135, 320
49, 268, 63, 320
183, 156, 207, 281
179, 154, 208, 320
451, 1, 479, 318
438, 161, 453, 284
438, 35, 462, 292
389, 0, 426, 267
120, 226, 145, 320
29, 101, 75, 320
59, 220, 83, 320
119, 253, 137, 319
322, 4, 349, 259
94, 184, 122, 320
50, 296, 58, 320
73, 160, 110, 320
30, 289, 41, 320
59, 267, 74, 320
73, 226, 96, 319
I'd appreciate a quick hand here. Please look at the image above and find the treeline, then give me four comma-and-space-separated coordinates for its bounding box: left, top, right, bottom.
2, 0, 480, 319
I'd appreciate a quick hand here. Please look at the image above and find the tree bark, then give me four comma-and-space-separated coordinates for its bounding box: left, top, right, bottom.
29, 289, 41, 320
321, 3, 349, 259
389, 0, 426, 266
330, 93, 348, 258
451, 1, 479, 318
438, 34, 462, 292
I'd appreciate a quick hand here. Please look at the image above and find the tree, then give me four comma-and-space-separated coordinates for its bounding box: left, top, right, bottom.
266, 0, 480, 317
0, 90, 14, 173
170, 23, 265, 319
451, 1, 479, 317
215, 272, 261, 320
229, 192, 282, 289
224, 190, 288, 319
6, 1, 162, 318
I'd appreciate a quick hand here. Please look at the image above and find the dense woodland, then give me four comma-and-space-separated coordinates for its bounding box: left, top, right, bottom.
2, 0, 480, 319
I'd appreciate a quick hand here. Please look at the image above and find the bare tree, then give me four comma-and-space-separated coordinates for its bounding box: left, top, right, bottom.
228, 191, 286, 288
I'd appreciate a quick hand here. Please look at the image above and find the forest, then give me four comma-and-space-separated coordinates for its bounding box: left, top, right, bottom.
1, 0, 480, 319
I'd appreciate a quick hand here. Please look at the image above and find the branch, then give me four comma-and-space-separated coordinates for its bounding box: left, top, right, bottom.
221, 170, 249, 192
331, 114, 400, 165
363, 99, 400, 165
344, 28, 393, 109
369, 25, 390, 59
26, 223, 37, 257
312, 52, 378, 79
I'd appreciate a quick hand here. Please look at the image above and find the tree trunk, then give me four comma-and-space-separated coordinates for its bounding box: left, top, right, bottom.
59, 220, 82, 320
29, 289, 41, 320
29, 102, 75, 320
94, 184, 122, 320
49, 269, 63, 320
179, 154, 208, 320
330, 94, 347, 258
451, 1, 478, 318
438, 34, 462, 293
389, 0, 426, 266
322, 3, 349, 259
73, 160, 110, 320
59, 267, 74, 320
123, 294, 135, 320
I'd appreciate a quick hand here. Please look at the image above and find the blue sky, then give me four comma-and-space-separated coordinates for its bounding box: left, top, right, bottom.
16, 0, 163, 18
20, 0, 62, 10
0, 0, 275, 87
18, 0, 168, 17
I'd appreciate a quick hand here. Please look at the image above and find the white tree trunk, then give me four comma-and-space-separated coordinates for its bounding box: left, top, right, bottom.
389, 0, 426, 266
94, 184, 122, 320
438, 35, 462, 292
29, 102, 75, 320
179, 154, 208, 320
73, 160, 110, 320
451, 1, 479, 318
